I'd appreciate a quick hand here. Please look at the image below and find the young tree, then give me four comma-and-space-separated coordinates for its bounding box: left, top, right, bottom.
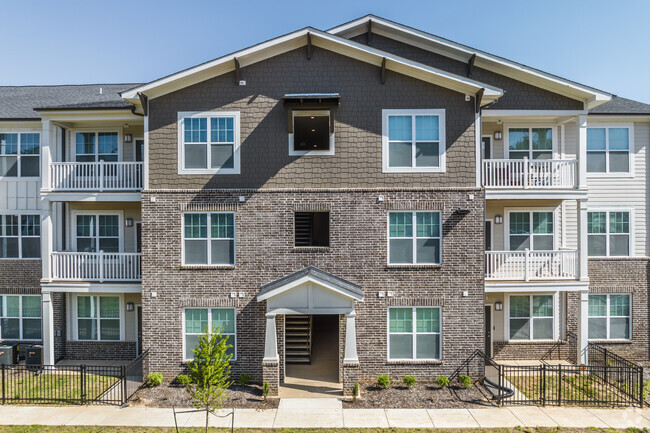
187, 327, 233, 433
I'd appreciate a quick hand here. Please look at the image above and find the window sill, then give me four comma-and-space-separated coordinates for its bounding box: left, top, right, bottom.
387, 359, 442, 365
588, 339, 632, 344
180, 265, 236, 270
383, 167, 445, 174
386, 264, 442, 269
177, 169, 240, 175
292, 246, 331, 253
587, 173, 634, 179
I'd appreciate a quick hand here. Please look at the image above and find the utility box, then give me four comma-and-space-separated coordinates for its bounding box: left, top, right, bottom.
24, 345, 43, 369
0, 343, 19, 365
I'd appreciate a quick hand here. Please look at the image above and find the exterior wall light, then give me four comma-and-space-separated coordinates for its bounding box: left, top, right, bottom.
495, 301, 503, 311
495, 215, 503, 224
124, 134, 133, 143
126, 302, 135, 312
125, 218, 134, 227
494, 131, 503, 140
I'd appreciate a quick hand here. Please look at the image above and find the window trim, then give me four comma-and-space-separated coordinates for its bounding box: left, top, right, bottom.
0, 295, 42, 341
587, 207, 634, 258
586, 123, 634, 178
177, 111, 241, 175
71, 210, 124, 253
182, 307, 237, 362
588, 293, 632, 341
504, 208, 557, 251
0, 212, 42, 260
70, 129, 122, 162
69, 294, 125, 342
505, 293, 558, 342
382, 109, 446, 173
0, 131, 41, 179
181, 212, 236, 267
387, 306, 442, 361
288, 110, 335, 156
503, 125, 557, 159
387, 211, 442, 266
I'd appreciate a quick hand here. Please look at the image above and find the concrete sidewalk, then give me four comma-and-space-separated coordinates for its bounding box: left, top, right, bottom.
0, 399, 649, 429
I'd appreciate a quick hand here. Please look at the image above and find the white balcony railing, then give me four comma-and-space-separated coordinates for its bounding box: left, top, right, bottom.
482, 159, 577, 189
51, 252, 141, 282
50, 161, 143, 191
485, 250, 578, 281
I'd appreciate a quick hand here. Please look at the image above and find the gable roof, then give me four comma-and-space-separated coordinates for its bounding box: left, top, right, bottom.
257, 266, 364, 302
0, 84, 138, 120
589, 96, 650, 115
328, 15, 612, 108
121, 27, 503, 105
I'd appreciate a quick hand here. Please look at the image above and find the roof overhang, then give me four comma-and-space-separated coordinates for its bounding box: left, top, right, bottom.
329, 16, 612, 109
35, 109, 143, 123
121, 28, 502, 106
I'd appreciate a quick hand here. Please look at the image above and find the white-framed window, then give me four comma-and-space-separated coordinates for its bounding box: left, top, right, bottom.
587, 210, 631, 257
289, 110, 335, 156
183, 212, 235, 266
74, 131, 119, 162
183, 307, 236, 361
74, 213, 121, 253
74, 295, 122, 341
382, 109, 446, 172
0, 295, 42, 340
507, 127, 553, 159
588, 294, 631, 340
508, 294, 555, 341
0, 214, 41, 259
388, 211, 441, 265
507, 210, 554, 251
388, 307, 441, 360
177, 111, 240, 174
0, 132, 40, 177
587, 125, 633, 175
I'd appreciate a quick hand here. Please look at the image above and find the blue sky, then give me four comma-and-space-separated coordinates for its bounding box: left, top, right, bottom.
2, 0, 649, 103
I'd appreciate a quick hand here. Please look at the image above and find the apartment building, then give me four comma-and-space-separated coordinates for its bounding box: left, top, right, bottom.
1, 16, 649, 396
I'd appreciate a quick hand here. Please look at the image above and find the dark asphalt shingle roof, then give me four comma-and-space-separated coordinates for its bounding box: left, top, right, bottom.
589, 96, 650, 115
0, 84, 141, 119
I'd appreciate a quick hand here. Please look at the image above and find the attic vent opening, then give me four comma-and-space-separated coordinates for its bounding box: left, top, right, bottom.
295, 212, 329, 247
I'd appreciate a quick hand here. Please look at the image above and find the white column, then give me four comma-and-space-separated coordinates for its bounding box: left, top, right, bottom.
577, 289, 589, 364
577, 115, 588, 189
41, 201, 54, 282
343, 311, 359, 364
577, 198, 589, 281
40, 120, 52, 191
42, 292, 55, 365
143, 106, 149, 190
263, 313, 279, 363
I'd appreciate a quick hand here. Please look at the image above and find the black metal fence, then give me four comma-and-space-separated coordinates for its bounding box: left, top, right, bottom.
0, 350, 148, 405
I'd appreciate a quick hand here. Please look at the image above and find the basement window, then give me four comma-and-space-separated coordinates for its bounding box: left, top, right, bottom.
294, 212, 329, 247
289, 111, 334, 156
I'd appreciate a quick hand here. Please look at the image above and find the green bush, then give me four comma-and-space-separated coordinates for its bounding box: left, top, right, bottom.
644, 380, 649, 401
458, 375, 472, 388
238, 374, 251, 386
377, 374, 390, 389
262, 381, 270, 400
353, 382, 359, 401
176, 374, 191, 385
436, 375, 450, 388
148, 373, 163, 387
403, 375, 416, 389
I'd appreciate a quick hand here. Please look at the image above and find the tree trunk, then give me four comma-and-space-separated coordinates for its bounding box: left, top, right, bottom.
205, 407, 209, 433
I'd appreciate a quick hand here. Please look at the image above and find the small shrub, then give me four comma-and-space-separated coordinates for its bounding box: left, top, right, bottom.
377, 374, 390, 389
436, 375, 450, 388
403, 375, 416, 389
176, 374, 191, 385
458, 375, 472, 388
148, 373, 163, 387
262, 381, 270, 400
352, 382, 359, 401
238, 374, 251, 387
644, 380, 649, 401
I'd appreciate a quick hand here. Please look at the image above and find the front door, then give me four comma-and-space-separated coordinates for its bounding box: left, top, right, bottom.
484, 305, 492, 357
485, 221, 492, 251
135, 139, 144, 162
136, 305, 143, 356
481, 136, 491, 160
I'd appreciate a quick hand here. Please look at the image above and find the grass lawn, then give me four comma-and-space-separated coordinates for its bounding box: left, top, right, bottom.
3, 372, 120, 403
0, 428, 647, 433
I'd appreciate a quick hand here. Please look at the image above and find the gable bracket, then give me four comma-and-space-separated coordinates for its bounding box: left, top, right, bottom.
234, 58, 241, 85
137, 92, 148, 116
467, 54, 477, 77
381, 57, 387, 85
367, 19, 373, 45
307, 33, 312, 60
475, 88, 484, 113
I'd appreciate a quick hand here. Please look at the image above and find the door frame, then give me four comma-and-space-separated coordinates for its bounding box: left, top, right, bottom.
135, 304, 143, 356
484, 304, 494, 358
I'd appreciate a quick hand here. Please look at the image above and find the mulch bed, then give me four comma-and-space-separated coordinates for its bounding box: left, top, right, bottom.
343, 382, 496, 409
130, 382, 279, 409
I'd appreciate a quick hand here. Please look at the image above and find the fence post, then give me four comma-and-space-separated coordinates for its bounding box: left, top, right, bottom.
604, 348, 608, 384
541, 363, 546, 406
2, 364, 5, 405
498, 364, 503, 407
557, 364, 562, 406
122, 365, 127, 405
80, 365, 86, 405
639, 367, 644, 408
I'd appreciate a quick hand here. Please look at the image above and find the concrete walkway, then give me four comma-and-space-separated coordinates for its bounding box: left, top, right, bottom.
0, 399, 650, 428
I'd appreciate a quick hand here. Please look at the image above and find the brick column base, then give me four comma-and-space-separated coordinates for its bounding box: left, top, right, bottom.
262, 362, 279, 397
342, 362, 360, 396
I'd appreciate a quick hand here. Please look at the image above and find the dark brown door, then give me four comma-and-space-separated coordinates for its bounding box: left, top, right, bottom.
485, 221, 492, 251
481, 136, 491, 159
136, 222, 142, 253
135, 139, 144, 162
137, 306, 143, 356
484, 306, 492, 357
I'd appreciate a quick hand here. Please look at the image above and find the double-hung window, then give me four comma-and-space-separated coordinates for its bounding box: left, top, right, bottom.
76, 214, 120, 253
382, 109, 445, 172
388, 307, 441, 360
76, 295, 121, 341
0, 133, 40, 177
178, 111, 240, 174
0, 295, 42, 340
388, 211, 441, 265
0, 214, 41, 258
587, 210, 630, 257
75, 132, 118, 162
508, 211, 553, 251
184, 308, 236, 361
588, 294, 630, 340
183, 213, 235, 265
509, 295, 554, 340
587, 126, 631, 174
508, 127, 553, 159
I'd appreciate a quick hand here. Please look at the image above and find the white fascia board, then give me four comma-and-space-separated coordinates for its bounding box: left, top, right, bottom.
257, 275, 364, 302
485, 190, 588, 201
482, 110, 587, 118
485, 281, 589, 293
37, 110, 141, 122
41, 283, 142, 293
40, 191, 142, 202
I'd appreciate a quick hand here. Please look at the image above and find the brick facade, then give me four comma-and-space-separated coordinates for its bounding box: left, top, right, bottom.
65, 341, 136, 361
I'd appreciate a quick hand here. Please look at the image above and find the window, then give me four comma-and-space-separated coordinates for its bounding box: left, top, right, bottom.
382, 109, 446, 172
184, 308, 236, 361
388, 211, 441, 265
508, 211, 553, 251
0, 295, 42, 340
76, 295, 121, 341
289, 110, 333, 155
589, 294, 630, 340
509, 295, 554, 340
587, 126, 631, 174
508, 127, 553, 159
183, 213, 235, 265
178, 111, 240, 174
76, 214, 120, 253
75, 132, 118, 162
388, 307, 441, 360
0, 133, 40, 177
0, 214, 40, 258
588, 210, 630, 257
294, 212, 329, 247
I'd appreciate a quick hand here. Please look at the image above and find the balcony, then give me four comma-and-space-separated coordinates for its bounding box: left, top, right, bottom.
482, 159, 577, 190
50, 252, 141, 282
485, 250, 578, 281
50, 161, 143, 192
